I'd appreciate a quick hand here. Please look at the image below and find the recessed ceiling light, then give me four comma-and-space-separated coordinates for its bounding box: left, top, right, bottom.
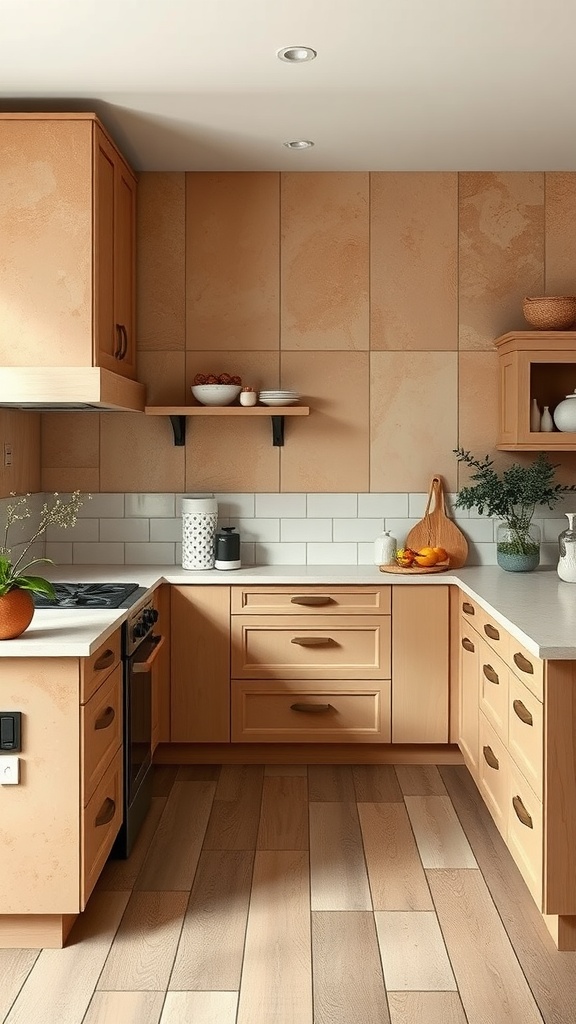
283, 140, 315, 150
277, 46, 317, 63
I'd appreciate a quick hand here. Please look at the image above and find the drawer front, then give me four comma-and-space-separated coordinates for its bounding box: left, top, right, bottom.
508, 637, 544, 701
81, 663, 123, 807
478, 640, 509, 744
508, 675, 543, 800
81, 748, 123, 906
231, 679, 390, 743
460, 594, 480, 621
478, 712, 510, 839
507, 760, 543, 908
475, 606, 509, 662
231, 585, 391, 616
231, 616, 391, 679
81, 629, 121, 704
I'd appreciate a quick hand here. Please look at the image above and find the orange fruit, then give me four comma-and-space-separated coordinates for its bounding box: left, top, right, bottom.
413, 546, 439, 567
432, 546, 448, 562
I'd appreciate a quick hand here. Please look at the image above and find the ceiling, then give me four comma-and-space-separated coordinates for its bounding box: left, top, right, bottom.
1, 0, 575, 173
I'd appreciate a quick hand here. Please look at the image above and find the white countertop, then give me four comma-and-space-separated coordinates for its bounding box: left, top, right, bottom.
1, 563, 576, 659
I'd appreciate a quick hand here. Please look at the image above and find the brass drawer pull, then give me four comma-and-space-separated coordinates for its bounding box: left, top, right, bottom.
482, 664, 500, 685
290, 702, 334, 713
290, 637, 335, 647
461, 637, 475, 653
95, 797, 116, 828
462, 601, 475, 615
513, 699, 533, 726
93, 649, 115, 671
484, 623, 500, 641
482, 745, 499, 770
290, 595, 334, 606
94, 706, 115, 731
513, 652, 534, 675
512, 795, 533, 829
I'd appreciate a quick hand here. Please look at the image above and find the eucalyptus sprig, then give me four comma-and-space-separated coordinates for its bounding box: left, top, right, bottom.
0, 491, 89, 598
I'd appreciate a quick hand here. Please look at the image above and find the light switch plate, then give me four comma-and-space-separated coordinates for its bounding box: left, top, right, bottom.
0, 756, 19, 784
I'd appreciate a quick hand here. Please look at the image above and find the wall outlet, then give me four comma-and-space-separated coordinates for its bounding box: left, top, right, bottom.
0, 756, 19, 785
3, 443, 12, 468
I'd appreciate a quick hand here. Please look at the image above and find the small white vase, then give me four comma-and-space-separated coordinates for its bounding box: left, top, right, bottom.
541, 405, 554, 432
530, 398, 541, 432
374, 530, 397, 565
557, 512, 576, 582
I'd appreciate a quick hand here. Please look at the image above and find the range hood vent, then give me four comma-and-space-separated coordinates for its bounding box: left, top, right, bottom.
0, 367, 146, 412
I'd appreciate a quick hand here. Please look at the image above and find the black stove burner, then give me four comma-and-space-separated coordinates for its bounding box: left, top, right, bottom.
33, 582, 140, 609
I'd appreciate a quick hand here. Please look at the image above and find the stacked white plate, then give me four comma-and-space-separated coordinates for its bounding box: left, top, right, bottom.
258, 390, 300, 406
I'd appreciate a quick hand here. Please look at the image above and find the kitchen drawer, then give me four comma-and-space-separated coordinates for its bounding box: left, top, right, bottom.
508, 675, 543, 800
81, 663, 123, 807
478, 639, 509, 744
81, 629, 121, 704
475, 605, 509, 662
231, 585, 391, 616
507, 759, 543, 908
508, 636, 544, 702
81, 748, 123, 906
460, 594, 480, 621
231, 616, 391, 679
231, 679, 390, 743
478, 712, 510, 839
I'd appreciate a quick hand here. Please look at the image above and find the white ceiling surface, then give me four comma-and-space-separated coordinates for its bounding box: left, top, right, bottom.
1, 0, 576, 172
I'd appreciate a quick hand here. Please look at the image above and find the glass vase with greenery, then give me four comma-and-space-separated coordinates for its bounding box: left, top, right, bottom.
453, 449, 575, 572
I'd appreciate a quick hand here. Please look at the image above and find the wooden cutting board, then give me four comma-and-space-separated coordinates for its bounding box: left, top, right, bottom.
405, 476, 468, 568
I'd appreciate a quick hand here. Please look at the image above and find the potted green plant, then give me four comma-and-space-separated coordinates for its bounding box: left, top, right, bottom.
0, 490, 86, 638
453, 449, 575, 572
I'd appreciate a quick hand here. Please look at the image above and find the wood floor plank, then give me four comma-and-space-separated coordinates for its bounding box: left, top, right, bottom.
375, 911, 456, 991
440, 764, 576, 1024
169, 850, 254, 991
308, 765, 355, 801
135, 782, 215, 890
309, 802, 372, 910
3, 891, 129, 1024
151, 765, 178, 796
352, 764, 403, 801
176, 764, 221, 781
257, 776, 309, 850
427, 868, 544, 1024
236, 851, 312, 1024
0, 950, 40, 1022
387, 992, 467, 1024
160, 992, 238, 1024
203, 765, 264, 850
312, 912, 390, 1024
97, 797, 167, 891
358, 803, 433, 910
404, 795, 477, 868
83, 991, 165, 1024
265, 764, 307, 776
395, 765, 447, 796
98, 891, 188, 991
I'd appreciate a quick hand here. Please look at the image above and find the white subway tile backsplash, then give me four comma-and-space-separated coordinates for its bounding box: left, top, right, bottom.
77, 493, 125, 518
358, 493, 408, 518
307, 493, 358, 518
468, 542, 497, 566
45, 517, 99, 543
125, 493, 175, 518
231, 517, 280, 542
281, 518, 332, 542
382, 519, 420, 546
543, 518, 570, 543
100, 518, 150, 543
255, 542, 307, 564
73, 542, 125, 564
358, 542, 378, 565
255, 493, 306, 518
460, 518, 495, 543
408, 491, 461, 517
45, 542, 73, 565
125, 543, 176, 565
307, 543, 358, 565
150, 518, 182, 542
215, 492, 255, 518
334, 518, 384, 542
240, 542, 255, 565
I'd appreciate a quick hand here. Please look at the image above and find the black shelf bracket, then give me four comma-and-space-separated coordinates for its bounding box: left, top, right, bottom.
271, 415, 285, 446
169, 415, 186, 446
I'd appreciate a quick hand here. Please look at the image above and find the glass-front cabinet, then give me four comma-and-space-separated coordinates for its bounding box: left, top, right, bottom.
495, 332, 576, 450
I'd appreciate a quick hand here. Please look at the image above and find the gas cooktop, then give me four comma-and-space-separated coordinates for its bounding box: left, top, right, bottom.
33, 582, 144, 609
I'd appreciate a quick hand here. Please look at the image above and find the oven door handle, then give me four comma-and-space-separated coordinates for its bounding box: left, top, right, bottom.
132, 635, 165, 674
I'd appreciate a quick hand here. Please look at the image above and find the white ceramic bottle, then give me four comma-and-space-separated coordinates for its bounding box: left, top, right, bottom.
541, 405, 554, 432
530, 398, 541, 432
374, 530, 397, 566
557, 513, 576, 582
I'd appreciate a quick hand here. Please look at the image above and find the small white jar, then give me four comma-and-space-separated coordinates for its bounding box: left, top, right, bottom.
374, 530, 397, 566
240, 389, 257, 407
553, 391, 576, 432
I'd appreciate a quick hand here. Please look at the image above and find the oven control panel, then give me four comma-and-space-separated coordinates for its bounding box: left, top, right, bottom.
125, 597, 159, 656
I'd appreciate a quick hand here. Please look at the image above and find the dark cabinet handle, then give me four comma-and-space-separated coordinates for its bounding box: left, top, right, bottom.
94, 706, 115, 731
512, 795, 533, 829
461, 637, 475, 653
290, 637, 334, 647
483, 745, 499, 770
513, 652, 534, 675
513, 699, 533, 726
95, 797, 116, 827
290, 702, 333, 713
94, 649, 115, 671
119, 324, 128, 360
482, 664, 500, 685
484, 623, 500, 641
114, 323, 123, 359
290, 595, 334, 606
462, 602, 475, 615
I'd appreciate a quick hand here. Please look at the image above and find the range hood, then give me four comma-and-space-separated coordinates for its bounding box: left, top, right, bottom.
0, 367, 146, 412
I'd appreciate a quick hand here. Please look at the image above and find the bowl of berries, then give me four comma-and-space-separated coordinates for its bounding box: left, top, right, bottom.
191, 373, 242, 406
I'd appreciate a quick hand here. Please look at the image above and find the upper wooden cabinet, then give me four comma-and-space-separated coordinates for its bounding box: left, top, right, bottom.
0, 113, 137, 379
495, 332, 576, 450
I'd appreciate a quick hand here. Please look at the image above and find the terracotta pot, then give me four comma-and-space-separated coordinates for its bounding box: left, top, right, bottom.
0, 589, 35, 640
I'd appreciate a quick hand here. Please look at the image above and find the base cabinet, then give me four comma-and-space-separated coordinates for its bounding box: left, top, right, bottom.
170, 585, 231, 742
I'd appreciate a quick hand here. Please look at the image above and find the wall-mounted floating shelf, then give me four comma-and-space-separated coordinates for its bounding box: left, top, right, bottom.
145, 405, 310, 446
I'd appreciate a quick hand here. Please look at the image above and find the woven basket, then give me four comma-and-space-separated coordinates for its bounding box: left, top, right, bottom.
523, 295, 576, 330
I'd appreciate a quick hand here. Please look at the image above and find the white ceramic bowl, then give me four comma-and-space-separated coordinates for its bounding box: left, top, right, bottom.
191, 384, 242, 406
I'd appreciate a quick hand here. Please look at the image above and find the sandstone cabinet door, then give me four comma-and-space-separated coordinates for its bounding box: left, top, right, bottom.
113, 158, 137, 378
459, 618, 479, 777
152, 584, 171, 751
170, 586, 231, 743
391, 586, 449, 743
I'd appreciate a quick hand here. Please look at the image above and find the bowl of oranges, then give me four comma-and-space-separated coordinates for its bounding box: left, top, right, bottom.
379, 546, 450, 574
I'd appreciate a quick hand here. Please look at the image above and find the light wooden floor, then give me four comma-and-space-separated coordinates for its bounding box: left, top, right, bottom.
2, 763, 576, 1024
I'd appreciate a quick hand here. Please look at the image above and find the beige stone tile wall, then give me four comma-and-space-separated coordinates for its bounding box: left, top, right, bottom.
38, 171, 576, 495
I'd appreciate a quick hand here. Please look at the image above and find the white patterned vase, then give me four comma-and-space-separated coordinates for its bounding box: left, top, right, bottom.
181, 494, 218, 569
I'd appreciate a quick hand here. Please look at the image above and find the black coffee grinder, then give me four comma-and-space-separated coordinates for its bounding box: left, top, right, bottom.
214, 526, 241, 570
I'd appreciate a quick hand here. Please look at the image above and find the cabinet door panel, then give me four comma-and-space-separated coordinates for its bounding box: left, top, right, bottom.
391, 586, 449, 743
171, 585, 231, 742
459, 620, 479, 776
114, 160, 137, 378
93, 127, 116, 371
